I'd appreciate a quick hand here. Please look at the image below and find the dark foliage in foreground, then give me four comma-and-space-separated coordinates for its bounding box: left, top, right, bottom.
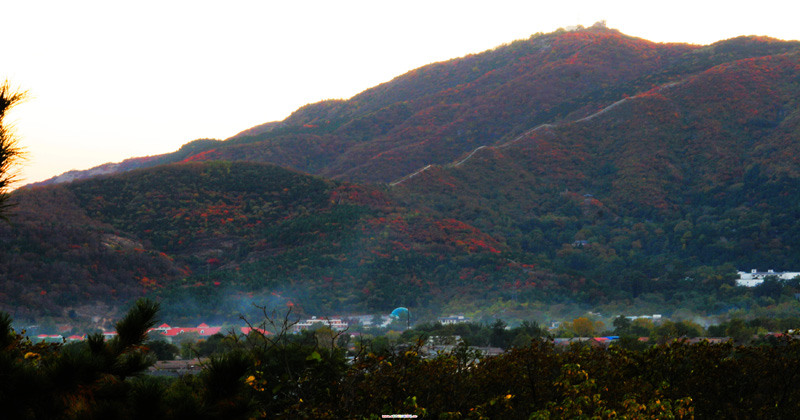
4, 303, 800, 419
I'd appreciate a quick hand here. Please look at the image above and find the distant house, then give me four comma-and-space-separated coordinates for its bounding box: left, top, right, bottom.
36, 334, 63, 343
473, 346, 505, 357
554, 337, 619, 349
345, 314, 392, 328
292, 316, 348, 333
438, 315, 470, 325
554, 337, 590, 348
152, 323, 171, 333
240, 327, 271, 336
196, 323, 223, 336
736, 269, 800, 287
624, 314, 662, 322
687, 337, 730, 344
146, 323, 172, 337
161, 323, 223, 342
426, 335, 463, 346
162, 328, 189, 339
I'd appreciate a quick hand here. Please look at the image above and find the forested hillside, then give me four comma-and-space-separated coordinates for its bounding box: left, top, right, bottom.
391, 48, 800, 307
7, 25, 800, 323
1, 162, 514, 321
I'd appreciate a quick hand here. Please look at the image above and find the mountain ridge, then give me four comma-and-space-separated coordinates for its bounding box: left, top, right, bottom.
7, 26, 800, 323
30, 27, 799, 189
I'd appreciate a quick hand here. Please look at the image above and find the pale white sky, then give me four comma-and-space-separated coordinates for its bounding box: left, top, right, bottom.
5, 0, 800, 185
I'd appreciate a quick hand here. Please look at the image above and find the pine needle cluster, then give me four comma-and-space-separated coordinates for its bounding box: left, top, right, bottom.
0, 80, 26, 221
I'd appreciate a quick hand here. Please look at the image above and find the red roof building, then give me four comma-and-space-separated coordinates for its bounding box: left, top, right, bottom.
240, 327, 271, 336
36, 334, 63, 342
163, 327, 197, 337
198, 326, 222, 336
160, 324, 224, 340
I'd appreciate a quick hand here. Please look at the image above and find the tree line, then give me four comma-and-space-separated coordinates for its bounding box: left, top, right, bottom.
4, 300, 800, 419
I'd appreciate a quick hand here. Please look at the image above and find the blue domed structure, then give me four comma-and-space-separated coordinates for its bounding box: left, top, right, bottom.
390, 307, 411, 330
390, 307, 409, 318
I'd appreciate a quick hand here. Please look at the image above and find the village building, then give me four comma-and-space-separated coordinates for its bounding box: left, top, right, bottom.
32, 322, 272, 344
151, 323, 171, 333
624, 314, 662, 322
159, 323, 224, 342
292, 316, 348, 333
438, 315, 470, 325
345, 314, 392, 328
35, 334, 63, 343
240, 327, 271, 336
736, 269, 800, 287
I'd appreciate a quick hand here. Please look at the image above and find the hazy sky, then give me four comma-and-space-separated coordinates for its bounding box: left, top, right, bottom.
5, 1, 800, 185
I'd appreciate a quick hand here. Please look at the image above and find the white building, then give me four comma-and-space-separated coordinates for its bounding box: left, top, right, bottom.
624, 314, 662, 322
346, 314, 392, 328
292, 316, 348, 333
736, 269, 800, 287
438, 315, 470, 325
